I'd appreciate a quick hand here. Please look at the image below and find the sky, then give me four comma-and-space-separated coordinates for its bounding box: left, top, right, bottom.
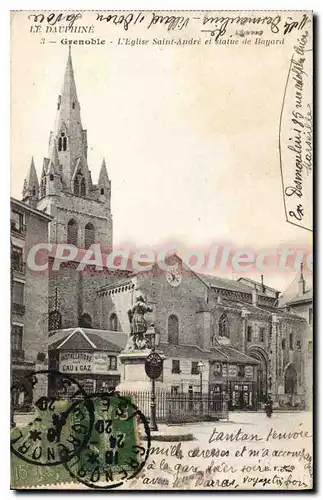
10, 11, 313, 292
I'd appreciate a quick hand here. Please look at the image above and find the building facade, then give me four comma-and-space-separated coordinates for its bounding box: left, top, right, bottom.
11, 197, 52, 409
279, 268, 313, 410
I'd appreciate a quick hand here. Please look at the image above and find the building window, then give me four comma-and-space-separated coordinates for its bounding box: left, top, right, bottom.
84, 223, 95, 249
100, 188, 104, 195
309, 308, 313, 326
214, 363, 222, 375
172, 360, 180, 374
50, 174, 54, 181
191, 361, 199, 375
289, 333, 294, 350
67, 219, 78, 246
12, 281, 24, 307
259, 327, 265, 342
296, 341, 301, 350
285, 364, 297, 394
247, 325, 252, 342
40, 177, 47, 197
109, 356, 117, 370
219, 314, 229, 338
171, 386, 179, 395
11, 246, 24, 273
168, 315, 179, 345
11, 210, 25, 234
58, 132, 67, 152
110, 313, 120, 332
72, 101, 75, 109
282, 338, 286, 350
238, 365, 245, 377
79, 313, 92, 328
11, 325, 23, 351
32, 186, 36, 196
80, 177, 86, 197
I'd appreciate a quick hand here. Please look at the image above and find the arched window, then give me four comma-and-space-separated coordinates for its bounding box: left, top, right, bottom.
58, 133, 67, 152
219, 314, 229, 338
282, 339, 286, 350
79, 313, 92, 328
100, 188, 104, 195
80, 177, 86, 197
168, 315, 179, 345
285, 364, 297, 394
74, 171, 86, 197
74, 177, 79, 195
84, 222, 95, 249
289, 333, 294, 350
40, 178, 46, 198
32, 186, 36, 196
67, 219, 78, 246
72, 101, 75, 109
110, 313, 119, 331
50, 174, 54, 181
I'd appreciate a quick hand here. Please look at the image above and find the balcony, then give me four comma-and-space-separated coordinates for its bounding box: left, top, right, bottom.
12, 261, 26, 274
11, 349, 25, 361
12, 303, 26, 315
10, 220, 26, 237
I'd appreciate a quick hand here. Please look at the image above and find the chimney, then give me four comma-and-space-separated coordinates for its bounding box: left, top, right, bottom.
261, 274, 265, 293
252, 285, 258, 306
298, 263, 306, 295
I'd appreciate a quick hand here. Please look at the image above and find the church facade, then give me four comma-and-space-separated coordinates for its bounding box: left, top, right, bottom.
18, 49, 309, 411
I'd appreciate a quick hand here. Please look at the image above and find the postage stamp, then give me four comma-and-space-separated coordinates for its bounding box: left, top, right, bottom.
10, 9, 313, 491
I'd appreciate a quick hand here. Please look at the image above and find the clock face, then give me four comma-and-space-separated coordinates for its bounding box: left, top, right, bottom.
166, 265, 182, 287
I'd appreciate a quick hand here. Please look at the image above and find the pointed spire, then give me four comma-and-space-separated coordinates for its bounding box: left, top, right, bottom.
298, 262, 306, 295
98, 157, 110, 185
22, 157, 39, 205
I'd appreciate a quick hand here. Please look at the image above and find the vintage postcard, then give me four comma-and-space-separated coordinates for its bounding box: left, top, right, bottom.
10, 10, 313, 490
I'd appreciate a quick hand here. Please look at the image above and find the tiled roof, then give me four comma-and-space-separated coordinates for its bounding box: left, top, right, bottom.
198, 274, 253, 293
48, 328, 127, 351
158, 343, 260, 364
220, 346, 260, 364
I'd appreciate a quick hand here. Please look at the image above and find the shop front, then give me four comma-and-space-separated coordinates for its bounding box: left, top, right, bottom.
48, 328, 124, 398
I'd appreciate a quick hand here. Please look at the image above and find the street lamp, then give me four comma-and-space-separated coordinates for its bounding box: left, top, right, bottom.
198, 361, 205, 414
145, 324, 160, 432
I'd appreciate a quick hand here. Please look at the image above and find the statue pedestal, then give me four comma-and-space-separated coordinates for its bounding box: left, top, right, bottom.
116, 349, 166, 392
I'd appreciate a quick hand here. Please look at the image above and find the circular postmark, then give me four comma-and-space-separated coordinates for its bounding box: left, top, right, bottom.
64, 391, 151, 489
10, 370, 94, 467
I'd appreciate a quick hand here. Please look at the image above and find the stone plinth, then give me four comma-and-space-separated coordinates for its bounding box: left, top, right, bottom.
116, 349, 166, 392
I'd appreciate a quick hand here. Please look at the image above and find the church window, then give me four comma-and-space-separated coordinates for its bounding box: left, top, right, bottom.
67, 219, 78, 246
247, 325, 252, 342
219, 314, 229, 338
50, 174, 54, 181
32, 187, 36, 197
282, 339, 286, 350
58, 132, 67, 152
79, 313, 92, 328
289, 333, 294, 350
100, 188, 104, 195
80, 177, 86, 197
168, 315, 179, 345
72, 101, 75, 109
74, 177, 79, 195
84, 223, 95, 249
40, 178, 46, 198
110, 313, 120, 331
284, 364, 297, 394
